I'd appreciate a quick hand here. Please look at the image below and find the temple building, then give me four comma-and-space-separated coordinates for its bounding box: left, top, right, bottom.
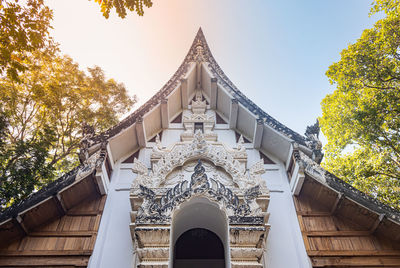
1, 28, 400, 268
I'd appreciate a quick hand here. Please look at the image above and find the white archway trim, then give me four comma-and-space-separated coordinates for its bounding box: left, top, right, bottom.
132, 131, 266, 189
170, 197, 230, 268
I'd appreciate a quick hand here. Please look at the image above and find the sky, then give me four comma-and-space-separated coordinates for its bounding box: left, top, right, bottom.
44, 0, 381, 141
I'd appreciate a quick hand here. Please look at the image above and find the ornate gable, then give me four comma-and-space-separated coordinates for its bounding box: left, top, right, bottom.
130, 100, 270, 267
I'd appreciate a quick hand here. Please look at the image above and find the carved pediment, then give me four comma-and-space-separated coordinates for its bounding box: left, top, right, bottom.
130, 132, 270, 268
132, 131, 266, 189
162, 160, 236, 188
129, 86, 271, 267
130, 158, 270, 268
132, 160, 268, 225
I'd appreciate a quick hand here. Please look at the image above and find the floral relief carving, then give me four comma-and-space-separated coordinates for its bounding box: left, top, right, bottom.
130, 157, 270, 268
131, 130, 264, 190
134, 160, 267, 225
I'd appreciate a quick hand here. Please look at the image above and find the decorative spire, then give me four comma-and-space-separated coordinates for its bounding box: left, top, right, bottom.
186, 27, 211, 63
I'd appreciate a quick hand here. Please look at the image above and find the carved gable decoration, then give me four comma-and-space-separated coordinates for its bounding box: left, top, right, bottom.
130, 128, 270, 267
133, 160, 266, 225
132, 131, 265, 189
181, 91, 217, 141
162, 160, 235, 188
129, 85, 270, 267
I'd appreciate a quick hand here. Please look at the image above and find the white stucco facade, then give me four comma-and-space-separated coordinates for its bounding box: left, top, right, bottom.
88, 118, 311, 268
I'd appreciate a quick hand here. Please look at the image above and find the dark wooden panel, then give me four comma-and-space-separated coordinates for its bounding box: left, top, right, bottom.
0, 220, 23, 247
299, 178, 339, 211
0, 195, 106, 267
0, 256, 89, 267
21, 198, 61, 232
61, 178, 98, 210
311, 256, 400, 267
294, 193, 400, 268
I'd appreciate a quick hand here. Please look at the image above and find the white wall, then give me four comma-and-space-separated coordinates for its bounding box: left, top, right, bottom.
88, 164, 136, 268
263, 166, 311, 268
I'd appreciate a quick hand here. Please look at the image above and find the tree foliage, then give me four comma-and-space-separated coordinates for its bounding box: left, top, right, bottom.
93, 0, 153, 18
371, 0, 399, 14
320, 0, 400, 209
0, 50, 136, 208
0, 0, 53, 81
0, 0, 139, 209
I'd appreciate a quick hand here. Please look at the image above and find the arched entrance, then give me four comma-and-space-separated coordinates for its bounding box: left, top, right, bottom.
174, 228, 225, 268
130, 159, 270, 268
170, 197, 230, 268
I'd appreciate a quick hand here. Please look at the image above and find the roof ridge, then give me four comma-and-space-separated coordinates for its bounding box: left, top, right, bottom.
91, 28, 309, 147
0, 166, 79, 222
298, 150, 400, 223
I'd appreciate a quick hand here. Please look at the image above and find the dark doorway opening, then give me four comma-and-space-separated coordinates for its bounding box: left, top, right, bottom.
174, 228, 225, 268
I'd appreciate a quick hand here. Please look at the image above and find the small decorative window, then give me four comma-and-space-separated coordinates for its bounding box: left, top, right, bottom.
194, 122, 204, 133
